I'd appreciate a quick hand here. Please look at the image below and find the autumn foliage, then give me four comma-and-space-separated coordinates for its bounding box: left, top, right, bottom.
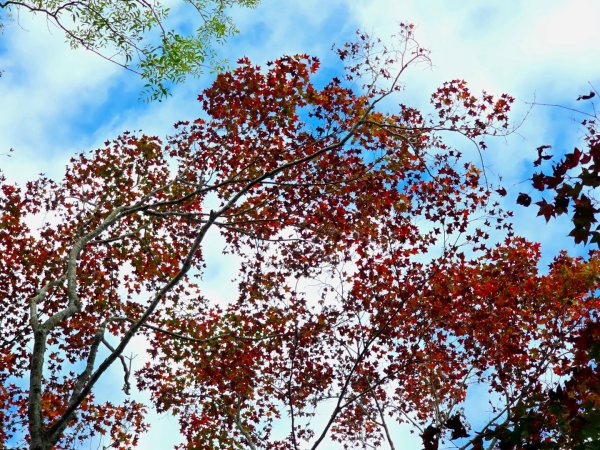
483, 319, 600, 450
0, 27, 598, 449
519, 89, 600, 245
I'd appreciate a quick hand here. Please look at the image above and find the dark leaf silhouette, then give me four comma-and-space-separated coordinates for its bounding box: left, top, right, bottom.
445, 414, 469, 440
517, 192, 532, 207
422, 425, 441, 450
577, 91, 596, 101
534, 144, 552, 167
535, 199, 555, 222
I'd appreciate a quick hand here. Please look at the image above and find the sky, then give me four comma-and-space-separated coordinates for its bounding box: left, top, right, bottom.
1, 0, 599, 448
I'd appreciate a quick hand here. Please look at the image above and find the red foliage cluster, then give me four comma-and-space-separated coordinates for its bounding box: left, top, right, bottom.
480, 317, 600, 449
0, 28, 597, 450
519, 90, 600, 245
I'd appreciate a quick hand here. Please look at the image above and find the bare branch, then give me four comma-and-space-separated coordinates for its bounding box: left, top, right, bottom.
102, 338, 132, 395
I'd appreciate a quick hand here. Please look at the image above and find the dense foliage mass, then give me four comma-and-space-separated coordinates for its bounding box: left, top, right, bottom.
0, 0, 260, 99
0, 28, 598, 449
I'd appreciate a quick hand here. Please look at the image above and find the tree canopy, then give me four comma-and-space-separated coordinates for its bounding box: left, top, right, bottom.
0, 0, 260, 99
0, 27, 599, 450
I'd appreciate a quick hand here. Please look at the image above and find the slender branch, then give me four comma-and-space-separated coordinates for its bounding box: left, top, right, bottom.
287, 321, 301, 450
44, 110, 366, 444
0, 1, 142, 74
526, 101, 598, 120
112, 316, 282, 344
69, 319, 111, 406
374, 393, 396, 450
102, 338, 132, 395
456, 352, 556, 450
88, 231, 137, 245
232, 403, 257, 450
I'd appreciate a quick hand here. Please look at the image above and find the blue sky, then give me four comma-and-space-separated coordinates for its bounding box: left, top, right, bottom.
1, 0, 599, 448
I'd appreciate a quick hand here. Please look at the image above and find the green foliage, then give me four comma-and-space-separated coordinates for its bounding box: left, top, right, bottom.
0, 0, 260, 99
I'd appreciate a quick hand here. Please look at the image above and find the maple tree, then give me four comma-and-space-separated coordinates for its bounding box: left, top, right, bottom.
0, 0, 260, 99
1, 27, 598, 450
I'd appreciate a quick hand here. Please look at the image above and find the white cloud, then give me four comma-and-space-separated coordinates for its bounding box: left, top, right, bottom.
0, 12, 123, 181
349, 0, 600, 94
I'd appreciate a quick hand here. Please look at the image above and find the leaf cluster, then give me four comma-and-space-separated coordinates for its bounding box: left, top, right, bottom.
0, 0, 260, 99
518, 89, 600, 245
